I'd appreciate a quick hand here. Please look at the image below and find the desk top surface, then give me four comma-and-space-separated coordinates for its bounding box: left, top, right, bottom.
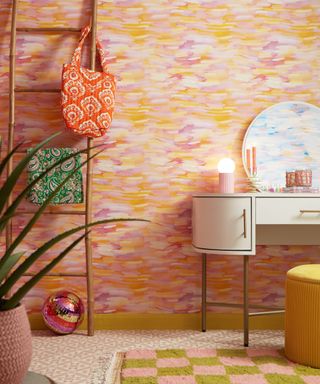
193, 193, 320, 198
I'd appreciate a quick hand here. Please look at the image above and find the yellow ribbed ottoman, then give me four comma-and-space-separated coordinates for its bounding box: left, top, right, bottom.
285, 264, 320, 368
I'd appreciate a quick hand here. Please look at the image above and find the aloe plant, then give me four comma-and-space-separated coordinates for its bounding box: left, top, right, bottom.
0, 133, 146, 311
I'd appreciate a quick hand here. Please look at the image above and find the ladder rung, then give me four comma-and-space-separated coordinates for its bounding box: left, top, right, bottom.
15, 210, 86, 215
14, 150, 88, 155
14, 150, 33, 154
15, 88, 60, 93
23, 272, 86, 277
16, 27, 81, 33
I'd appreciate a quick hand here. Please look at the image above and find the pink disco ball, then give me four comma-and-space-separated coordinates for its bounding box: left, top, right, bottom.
42, 290, 85, 334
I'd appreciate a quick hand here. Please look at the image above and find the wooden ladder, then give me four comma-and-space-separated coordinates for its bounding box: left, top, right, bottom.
7, 0, 99, 336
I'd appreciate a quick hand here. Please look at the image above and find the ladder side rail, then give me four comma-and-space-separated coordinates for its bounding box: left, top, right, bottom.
85, 0, 98, 336
6, 0, 18, 250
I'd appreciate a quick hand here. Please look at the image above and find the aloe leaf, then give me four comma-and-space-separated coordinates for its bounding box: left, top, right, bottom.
0, 132, 61, 214
0, 218, 146, 299
0, 233, 88, 311
0, 143, 105, 234
0, 149, 103, 270
0, 252, 24, 284
0, 143, 23, 177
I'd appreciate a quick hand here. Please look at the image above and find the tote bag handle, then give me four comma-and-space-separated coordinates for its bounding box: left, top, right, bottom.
70, 25, 109, 72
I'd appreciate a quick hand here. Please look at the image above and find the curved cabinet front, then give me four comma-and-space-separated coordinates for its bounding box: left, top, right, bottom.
192, 196, 253, 255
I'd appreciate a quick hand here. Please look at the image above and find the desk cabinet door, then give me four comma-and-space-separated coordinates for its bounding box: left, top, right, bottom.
192, 197, 252, 253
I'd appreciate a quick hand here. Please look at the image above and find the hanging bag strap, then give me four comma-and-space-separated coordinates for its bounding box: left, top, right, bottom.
70, 25, 109, 72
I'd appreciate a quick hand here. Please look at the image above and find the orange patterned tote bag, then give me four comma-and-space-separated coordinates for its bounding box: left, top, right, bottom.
61, 25, 116, 138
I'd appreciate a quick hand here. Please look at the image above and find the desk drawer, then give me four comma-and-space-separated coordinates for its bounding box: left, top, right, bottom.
256, 197, 320, 225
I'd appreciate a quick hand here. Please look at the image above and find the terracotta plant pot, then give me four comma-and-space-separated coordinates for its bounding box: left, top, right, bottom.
0, 304, 32, 384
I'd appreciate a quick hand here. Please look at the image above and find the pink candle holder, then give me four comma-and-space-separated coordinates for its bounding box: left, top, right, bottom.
295, 169, 312, 187
286, 171, 296, 187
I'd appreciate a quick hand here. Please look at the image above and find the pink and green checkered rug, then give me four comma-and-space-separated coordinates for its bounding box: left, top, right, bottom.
107, 348, 320, 384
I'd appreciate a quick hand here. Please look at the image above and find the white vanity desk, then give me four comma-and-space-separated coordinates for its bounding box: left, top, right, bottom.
192, 192, 320, 346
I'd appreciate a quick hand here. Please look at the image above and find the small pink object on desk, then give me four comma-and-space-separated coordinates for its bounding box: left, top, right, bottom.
217, 158, 236, 193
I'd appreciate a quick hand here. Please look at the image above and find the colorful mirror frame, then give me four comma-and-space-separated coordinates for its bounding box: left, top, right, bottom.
242, 101, 320, 192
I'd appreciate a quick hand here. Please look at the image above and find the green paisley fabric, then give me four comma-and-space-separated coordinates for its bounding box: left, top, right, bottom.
27, 148, 83, 205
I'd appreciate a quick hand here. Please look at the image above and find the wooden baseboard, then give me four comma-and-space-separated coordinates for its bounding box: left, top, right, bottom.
28, 312, 284, 331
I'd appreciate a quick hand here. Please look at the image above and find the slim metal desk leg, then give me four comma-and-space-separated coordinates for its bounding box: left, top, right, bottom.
243, 255, 249, 347
202, 253, 207, 332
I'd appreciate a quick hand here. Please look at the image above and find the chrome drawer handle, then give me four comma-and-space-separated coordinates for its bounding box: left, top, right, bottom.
300, 210, 320, 214
243, 209, 247, 238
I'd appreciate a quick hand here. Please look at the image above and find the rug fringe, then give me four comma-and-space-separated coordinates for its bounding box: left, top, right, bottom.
103, 352, 124, 384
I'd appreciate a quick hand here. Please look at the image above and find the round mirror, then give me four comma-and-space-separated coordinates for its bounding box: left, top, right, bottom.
242, 101, 320, 192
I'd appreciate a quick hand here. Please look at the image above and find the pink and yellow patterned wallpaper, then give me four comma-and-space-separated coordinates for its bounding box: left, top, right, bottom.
0, 0, 320, 315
